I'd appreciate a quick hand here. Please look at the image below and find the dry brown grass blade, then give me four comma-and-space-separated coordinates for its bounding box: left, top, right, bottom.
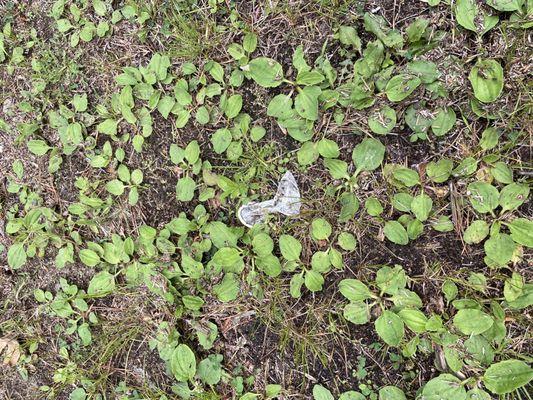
0, 337, 21, 367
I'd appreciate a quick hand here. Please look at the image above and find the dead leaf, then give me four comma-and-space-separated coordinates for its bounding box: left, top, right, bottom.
0, 337, 21, 366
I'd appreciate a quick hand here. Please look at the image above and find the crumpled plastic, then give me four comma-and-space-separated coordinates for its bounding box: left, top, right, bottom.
237, 171, 301, 227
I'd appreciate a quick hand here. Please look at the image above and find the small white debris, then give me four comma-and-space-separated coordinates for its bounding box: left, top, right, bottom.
238, 171, 301, 227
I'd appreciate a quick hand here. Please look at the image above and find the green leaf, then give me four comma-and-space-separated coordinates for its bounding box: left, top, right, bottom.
0, 37, 4, 63
339, 392, 365, 400
8, 243, 27, 269
97, 119, 118, 136
363, 13, 404, 48
453, 309, 493, 335
207, 61, 224, 83
243, 33, 258, 53
212, 247, 242, 268
385, 74, 421, 102
72, 94, 88, 112
378, 386, 406, 400
131, 169, 143, 185
225, 94, 243, 119
246, 57, 284, 88
266, 384, 282, 398
468, 182, 499, 213
250, 125, 266, 142
465, 335, 494, 365
392, 192, 412, 213
56, 244, 74, 269
289, 274, 304, 298
393, 168, 419, 187
432, 216, 454, 232
464, 220, 489, 244
442, 280, 458, 303
384, 221, 409, 245
148, 53, 171, 81
504, 272, 524, 303
79, 23, 95, 42
484, 233, 516, 266
466, 389, 491, 400
70, 388, 87, 400
311, 218, 332, 240
343, 302, 370, 325
376, 265, 407, 295
499, 183, 529, 213
87, 271, 115, 296
313, 384, 334, 400
490, 162, 513, 184
486, 0, 524, 12
27, 140, 51, 156
352, 138, 386, 174
197, 354, 222, 385
407, 219, 424, 240
338, 192, 359, 222
311, 252, 330, 273
305, 270, 324, 292
422, 374, 467, 400
175, 109, 191, 128
368, 105, 396, 134
506, 284, 533, 310
508, 218, 533, 247
484, 360, 533, 395
375, 310, 404, 347
455, 0, 499, 35
57, 18, 73, 33
317, 138, 340, 158
338, 26, 362, 52
211, 128, 232, 154
195, 106, 210, 125
405, 104, 433, 135
79, 249, 101, 267
169, 144, 185, 164
406, 18, 429, 42
181, 255, 204, 279
292, 45, 310, 73
339, 279, 372, 302
411, 193, 433, 222
213, 273, 239, 302
365, 198, 383, 216
431, 107, 456, 136
398, 309, 427, 333
157, 96, 176, 119
479, 127, 499, 150
105, 179, 124, 196
469, 59, 504, 103
390, 289, 422, 310
256, 254, 282, 277
453, 157, 478, 177
295, 86, 321, 121
78, 322, 92, 346
170, 344, 196, 382
176, 177, 195, 202
296, 71, 325, 86
324, 159, 348, 179
406, 60, 439, 84
338, 232, 357, 251
93, 0, 107, 16
267, 94, 293, 119
455, 0, 477, 32
279, 235, 302, 261
174, 85, 192, 106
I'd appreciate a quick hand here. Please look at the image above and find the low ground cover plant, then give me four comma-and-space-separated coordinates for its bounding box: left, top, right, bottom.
0, 0, 531, 399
